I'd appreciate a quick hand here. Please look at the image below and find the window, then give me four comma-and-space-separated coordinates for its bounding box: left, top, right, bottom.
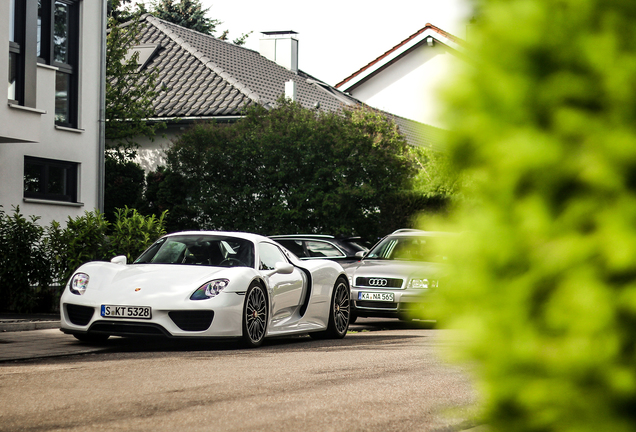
275, 239, 307, 257
8, 0, 79, 123
24, 156, 78, 202
259, 243, 289, 271
306, 241, 344, 258
46, 0, 79, 127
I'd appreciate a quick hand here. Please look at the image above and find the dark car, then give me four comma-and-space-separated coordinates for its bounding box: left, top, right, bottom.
270, 235, 370, 267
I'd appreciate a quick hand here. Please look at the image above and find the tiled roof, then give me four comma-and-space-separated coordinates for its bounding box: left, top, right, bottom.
335, 23, 465, 90
389, 114, 448, 152
133, 15, 444, 148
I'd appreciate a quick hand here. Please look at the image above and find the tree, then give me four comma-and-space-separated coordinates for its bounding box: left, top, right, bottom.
151, 0, 219, 35
150, 0, 251, 45
106, 0, 165, 159
431, 1, 636, 431
146, 100, 428, 239
105, 0, 166, 218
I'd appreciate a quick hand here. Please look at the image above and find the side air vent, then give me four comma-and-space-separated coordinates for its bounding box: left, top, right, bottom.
66, 304, 94, 326
169, 311, 214, 331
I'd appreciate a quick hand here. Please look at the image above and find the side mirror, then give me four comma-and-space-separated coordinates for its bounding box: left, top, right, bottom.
355, 251, 366, 258
111, 255, 127, 265
274, 262, 294, 274
263, 262, 294, 277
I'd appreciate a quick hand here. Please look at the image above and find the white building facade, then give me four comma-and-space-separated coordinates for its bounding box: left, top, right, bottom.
1, 0, 106, 226
336, 24, 466, 129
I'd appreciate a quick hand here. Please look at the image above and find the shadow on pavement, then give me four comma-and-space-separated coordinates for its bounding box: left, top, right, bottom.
58, 318, 438, 361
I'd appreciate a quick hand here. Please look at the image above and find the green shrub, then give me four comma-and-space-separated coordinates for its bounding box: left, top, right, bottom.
109, 207, 167, 262
0, 207, 50, 312
64, 210, 111, 281
153, 100, 425, 238
104, 156, 146, 221
0, 207, 168, 313
430, 1, 636, 431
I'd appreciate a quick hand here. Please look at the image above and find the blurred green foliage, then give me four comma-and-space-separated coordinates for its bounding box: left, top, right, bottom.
0, 207, 166, 312
429, 1, 636, 431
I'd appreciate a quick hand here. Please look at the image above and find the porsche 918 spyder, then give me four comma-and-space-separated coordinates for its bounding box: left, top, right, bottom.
60, 231, 351, 347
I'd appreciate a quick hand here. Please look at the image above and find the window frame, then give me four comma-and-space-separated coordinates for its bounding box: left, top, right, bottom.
8, 0, 38, 107
23, 156, 79, 203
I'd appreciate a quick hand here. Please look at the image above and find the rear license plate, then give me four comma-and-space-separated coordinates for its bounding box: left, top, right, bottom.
358, 292, 394, 302
101, 305, 151, 319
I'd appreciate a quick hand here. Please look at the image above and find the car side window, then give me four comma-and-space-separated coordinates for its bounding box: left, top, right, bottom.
275, 239, 306, 257
306, 241, 344, 258
259, 243, 289, 270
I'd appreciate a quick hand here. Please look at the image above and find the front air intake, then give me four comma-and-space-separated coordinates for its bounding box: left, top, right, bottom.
169, 311, 214, 331
66, 304, 94, 326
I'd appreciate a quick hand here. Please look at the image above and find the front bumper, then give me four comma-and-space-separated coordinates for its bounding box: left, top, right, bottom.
60, 291, 246, 339
350, 286, 434, 319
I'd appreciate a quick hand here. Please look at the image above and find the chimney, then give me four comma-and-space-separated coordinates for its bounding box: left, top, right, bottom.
285, 80, 297, 101
259, 31, 299, 73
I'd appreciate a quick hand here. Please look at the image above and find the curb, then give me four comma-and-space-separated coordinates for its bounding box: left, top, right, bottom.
0, 320, 60, 332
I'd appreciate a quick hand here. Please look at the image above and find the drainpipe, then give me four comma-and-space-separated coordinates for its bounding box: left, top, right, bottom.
97, 0, 107, 212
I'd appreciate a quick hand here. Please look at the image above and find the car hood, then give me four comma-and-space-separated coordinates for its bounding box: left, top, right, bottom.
72, 262, 250, 302
346, 259, 446, 280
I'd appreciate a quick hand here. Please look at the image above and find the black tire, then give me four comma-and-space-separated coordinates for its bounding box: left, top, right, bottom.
311, 276, 350, 340
349, 309, 358, 324
73, 333, 110, 344
241, 282, 268, 348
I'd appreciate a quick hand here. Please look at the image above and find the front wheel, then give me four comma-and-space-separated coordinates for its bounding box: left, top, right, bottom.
311, 276, 350, 340
241, 282, 268, 348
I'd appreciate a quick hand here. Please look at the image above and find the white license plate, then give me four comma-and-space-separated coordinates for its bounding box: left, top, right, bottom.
101, 305, 151, 319
358, 292, 394, 302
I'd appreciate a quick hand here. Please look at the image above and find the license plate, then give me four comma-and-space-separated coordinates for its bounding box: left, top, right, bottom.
358, 292, 394, 302
101, 305, 151, 319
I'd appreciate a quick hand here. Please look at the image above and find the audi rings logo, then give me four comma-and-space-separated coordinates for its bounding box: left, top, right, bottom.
368, 278, 388, 287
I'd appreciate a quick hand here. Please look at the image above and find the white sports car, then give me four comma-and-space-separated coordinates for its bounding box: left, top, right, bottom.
60, 231, 351, 347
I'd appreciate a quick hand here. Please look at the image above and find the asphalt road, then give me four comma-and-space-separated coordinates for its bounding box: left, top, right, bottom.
0, 319, 477, 432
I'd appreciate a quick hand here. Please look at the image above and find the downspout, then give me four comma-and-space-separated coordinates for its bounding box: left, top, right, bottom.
97, 0, 107, 212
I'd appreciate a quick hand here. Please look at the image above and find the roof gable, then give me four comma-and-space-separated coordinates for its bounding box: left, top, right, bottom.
335, 23, 465, 92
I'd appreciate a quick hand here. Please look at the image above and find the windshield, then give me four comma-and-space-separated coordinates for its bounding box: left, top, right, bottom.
134, 235, 255, 268
364, 235, 447, 263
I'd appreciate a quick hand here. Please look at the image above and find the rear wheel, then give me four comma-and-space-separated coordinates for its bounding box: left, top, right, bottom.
311, 276, 350, 339
241, 282, 268, 348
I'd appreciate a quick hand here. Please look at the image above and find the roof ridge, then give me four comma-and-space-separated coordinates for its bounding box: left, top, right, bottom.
145, 15, 261, 104
335, 23, 465, 89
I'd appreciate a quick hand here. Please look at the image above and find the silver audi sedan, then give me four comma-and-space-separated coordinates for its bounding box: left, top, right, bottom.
346, 229, 453, 322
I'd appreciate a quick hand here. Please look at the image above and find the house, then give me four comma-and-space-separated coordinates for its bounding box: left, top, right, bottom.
1, 0, 106, 226
113, 15, 446, 172
335, 24, 466, 129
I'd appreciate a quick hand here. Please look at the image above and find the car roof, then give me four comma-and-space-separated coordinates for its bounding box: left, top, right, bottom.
166, 231, 273, 244
386, 229, 456, 238
269, 234, 366, 241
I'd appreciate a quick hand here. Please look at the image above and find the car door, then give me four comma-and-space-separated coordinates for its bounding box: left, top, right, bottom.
258, 242, 304, 323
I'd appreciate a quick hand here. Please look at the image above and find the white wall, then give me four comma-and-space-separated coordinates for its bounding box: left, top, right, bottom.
0, 0, 104, 227
346, 43, 463, 128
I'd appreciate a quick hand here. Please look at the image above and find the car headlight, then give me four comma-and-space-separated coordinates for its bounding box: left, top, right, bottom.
191, 279, 230, 300
69, 273, 90, 295
408, 279, 438, 289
